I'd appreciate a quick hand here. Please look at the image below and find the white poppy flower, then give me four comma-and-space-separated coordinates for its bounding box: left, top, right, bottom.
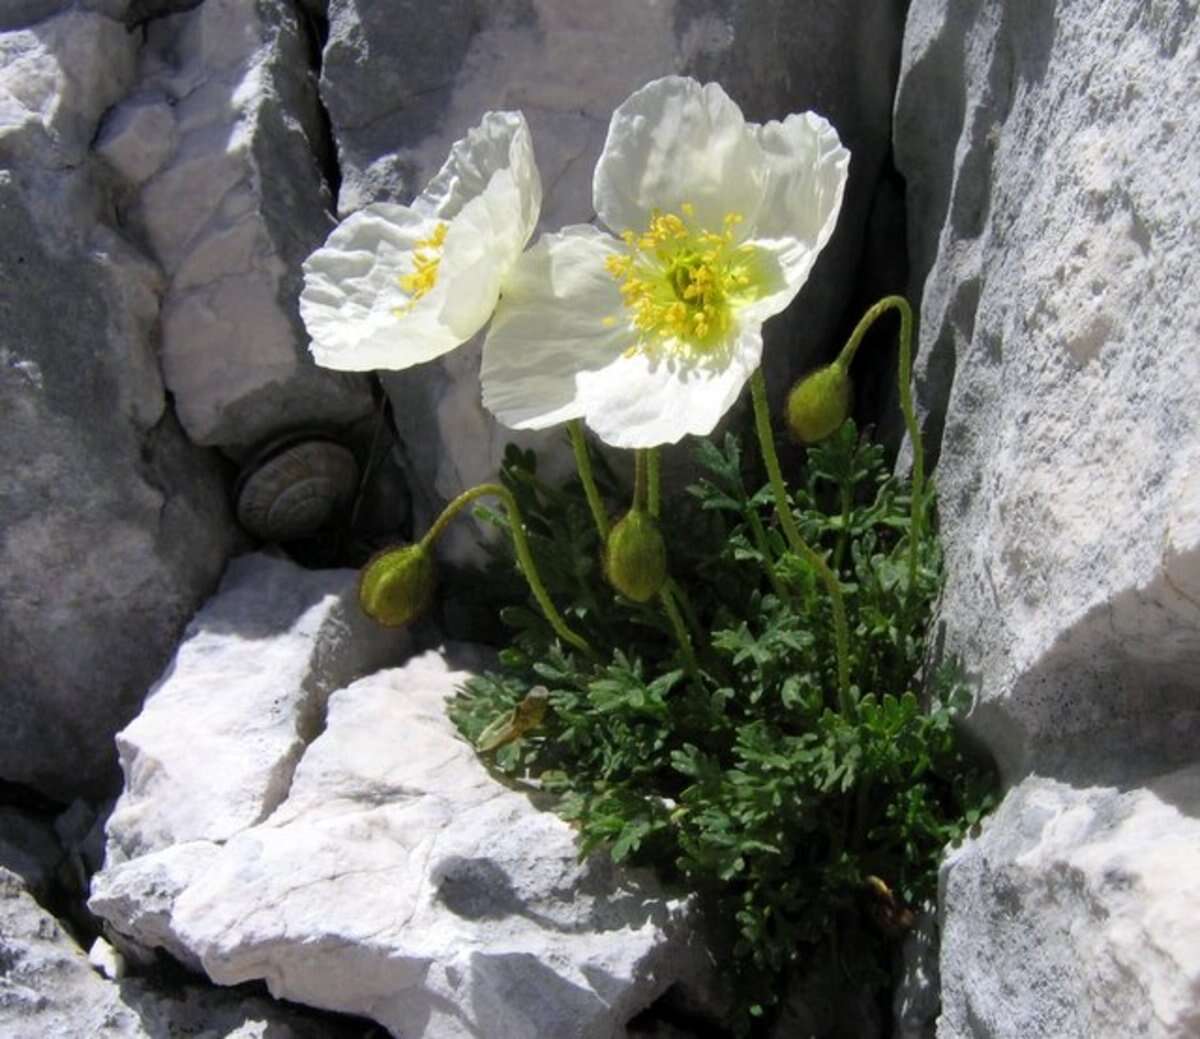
300, 111, 541, 371
480, 76, 849, 448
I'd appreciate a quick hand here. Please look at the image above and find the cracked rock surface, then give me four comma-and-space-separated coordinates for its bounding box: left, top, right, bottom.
894, 1, 1200, 1034
0, 866, 368, 1039
0, 0, 235, 801
895, 0, 1200, 783
108, 0, 372, 447
92, 632, 699, 1039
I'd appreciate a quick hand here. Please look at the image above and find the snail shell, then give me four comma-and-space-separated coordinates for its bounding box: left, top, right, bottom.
235, 435, 358, 542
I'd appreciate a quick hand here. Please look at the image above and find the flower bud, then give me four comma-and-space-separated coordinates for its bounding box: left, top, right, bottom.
604, 509, 667, 603
358, 543, 436, 627
785, 362, 852, 444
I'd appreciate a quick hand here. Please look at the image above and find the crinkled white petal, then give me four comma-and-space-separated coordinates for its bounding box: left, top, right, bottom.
481, 225, 631, 430
436, 167, 532, 340
741, 113, 850, 319
300, 203, 461, 371
417, 110, 541, 246
593, 76, 768, 238
301, 110, 543, 373
579, 326, 765, 449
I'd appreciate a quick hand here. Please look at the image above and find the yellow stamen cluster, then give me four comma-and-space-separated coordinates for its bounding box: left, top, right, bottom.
395, 222, 448, 314
604, 206, 757, 356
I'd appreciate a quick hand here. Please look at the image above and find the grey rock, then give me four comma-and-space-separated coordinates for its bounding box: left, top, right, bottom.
0, 808, 62, 894
894, 0, 1200, 782
893, 906, 939, 1039
101, 552, 409, 864
122, 0, 372, 448
92, 648, 701, 1038
94, 92, 177, 184
937, 768, 1200, 1039
0, 866, 369, 1038
0, 169, 234, 799
894, 5, 1200, 1032
320, 0, 906, 564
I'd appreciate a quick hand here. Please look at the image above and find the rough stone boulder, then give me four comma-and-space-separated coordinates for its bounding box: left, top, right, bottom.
318, 0, 906, 563
105, 0, 372, 448
91, 555, 696, 1037
938, 767, 1200, 1038
0, 2, 235, 801
0, 867, 367, 1039
894, 0, 1200, 1033
895, 0, 1200, 780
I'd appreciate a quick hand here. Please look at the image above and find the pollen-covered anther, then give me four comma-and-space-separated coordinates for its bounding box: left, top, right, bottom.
394, 222, 448, 314
604, 205, 761, 356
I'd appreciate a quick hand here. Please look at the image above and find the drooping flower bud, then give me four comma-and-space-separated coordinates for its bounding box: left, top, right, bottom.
604, 509, 667, 603
358, 543, 436, 627
785, 361, 852, 444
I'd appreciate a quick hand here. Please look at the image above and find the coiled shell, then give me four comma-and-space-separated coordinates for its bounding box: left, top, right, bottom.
235, 437, 358, 542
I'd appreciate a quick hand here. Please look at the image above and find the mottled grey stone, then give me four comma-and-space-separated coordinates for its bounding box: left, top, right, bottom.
937, 768, 1200, 1039
895, 0, 1200, 782
122, 0, 372, 448
894, 2, 1200, 1034
0, 170, 235, 801
0, 867, 370, 1039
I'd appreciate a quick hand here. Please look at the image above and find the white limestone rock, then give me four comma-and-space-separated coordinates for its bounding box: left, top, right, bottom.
103, 552, 409, 863
937, 766, 1200, 1039
92, 649, 699, 1038
894, 0, 1200, 781
94, 92, 177, 184
320, 0, 905, 564
122, 0, 371, 448
0, 8, 135, 166
0, 867, 366, 1039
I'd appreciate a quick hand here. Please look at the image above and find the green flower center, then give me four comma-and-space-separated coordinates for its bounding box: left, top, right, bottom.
604, 205, 764, 356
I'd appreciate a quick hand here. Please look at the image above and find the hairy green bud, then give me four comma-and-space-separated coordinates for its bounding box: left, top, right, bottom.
604, 509, 667, 603
785, 362, 852, 444
358, 543, 436, 627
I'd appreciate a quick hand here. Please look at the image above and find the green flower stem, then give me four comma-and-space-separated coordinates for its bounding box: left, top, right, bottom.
420, 483, 594, 657
834, 295, 924, 596
567, 420, 610, 541
658, 580, 698, 678
646, 447, 662, 518
750, 367, 852, 717
747, 508, 789, 602
633, 448, 649, 513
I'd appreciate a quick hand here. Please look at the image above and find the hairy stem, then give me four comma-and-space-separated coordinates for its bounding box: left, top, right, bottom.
835, 295, 924, 598
750, 367, 852, 717
658, 580, 698, 678
567, 419, 610, 541
646, 447, 662, 518
421, 483, 594, 657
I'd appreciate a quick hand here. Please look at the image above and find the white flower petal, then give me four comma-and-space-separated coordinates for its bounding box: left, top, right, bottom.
481, 225, 631, 430
437, 166, 534, 340
743, 112, 850, 316
579, 326, 764, 449
300, 204, 461, 371
593, 76, 768, 237
417, 110, 541, 245
302, 110, 544, 373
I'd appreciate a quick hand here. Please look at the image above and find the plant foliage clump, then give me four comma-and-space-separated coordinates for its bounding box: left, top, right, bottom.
449, 421, 994, 1034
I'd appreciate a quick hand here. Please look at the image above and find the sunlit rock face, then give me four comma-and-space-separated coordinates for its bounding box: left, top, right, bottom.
91, 571, 700, 1038
108, 0, 373, 448
895, 1, 1200, 1034
318, 0, 907, 564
